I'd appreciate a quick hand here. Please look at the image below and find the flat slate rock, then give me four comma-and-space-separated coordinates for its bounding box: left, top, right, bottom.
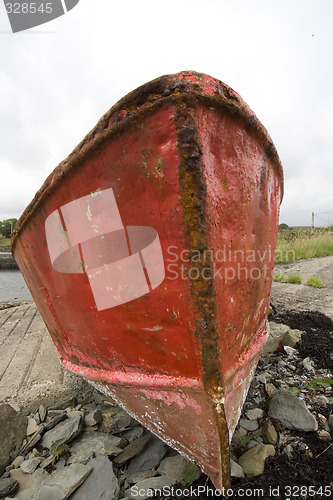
37, 462, 92, 500
127, 437, 166, 479
67, 431, 125, 465
70, 455, 119, 500
10, 468, 48, 500
41, 413, 83, 450
113, 434, 151, 466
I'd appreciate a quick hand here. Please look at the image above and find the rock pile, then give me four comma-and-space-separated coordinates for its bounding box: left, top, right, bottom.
0, 320, 332, 499
0, 394, 200, 500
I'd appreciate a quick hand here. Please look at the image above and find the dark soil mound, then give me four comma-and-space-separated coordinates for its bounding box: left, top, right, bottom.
274, 310, 333, 369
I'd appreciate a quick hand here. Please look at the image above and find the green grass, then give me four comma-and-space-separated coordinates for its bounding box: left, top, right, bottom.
273, 272, 302, 284
305, 276, 323, 288
272, 271, 286, 282
275, 226, 333, 264
286, 273, 302, 284
0, 235, 11, 248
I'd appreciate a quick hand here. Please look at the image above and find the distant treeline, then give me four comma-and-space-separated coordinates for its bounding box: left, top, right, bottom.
0, 218, 17, 238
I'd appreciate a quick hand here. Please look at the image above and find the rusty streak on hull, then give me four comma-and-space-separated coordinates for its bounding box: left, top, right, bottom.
12, 71, 283, 489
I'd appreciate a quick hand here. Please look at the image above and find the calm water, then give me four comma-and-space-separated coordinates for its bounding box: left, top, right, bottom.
0, 270, 32, 302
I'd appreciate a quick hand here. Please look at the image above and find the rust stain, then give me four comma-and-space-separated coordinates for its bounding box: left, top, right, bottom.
174, 94, 231, 488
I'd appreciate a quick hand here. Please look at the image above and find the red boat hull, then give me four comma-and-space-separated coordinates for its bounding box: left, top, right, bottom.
12, 72, 283, 488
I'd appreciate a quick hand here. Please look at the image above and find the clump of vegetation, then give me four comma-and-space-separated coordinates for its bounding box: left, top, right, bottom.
286, 274, 302, 284
51, 442, 70, 464
272, 271, 286, 282
306, 378, 333, 392
273, 272, 302, 284
305, 276, 323, 288
275, 225, 333, 264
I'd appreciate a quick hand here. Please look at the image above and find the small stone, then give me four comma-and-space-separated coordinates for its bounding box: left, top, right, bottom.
255, 374, 267, 384
302, 357, 315, 371
11, 456, 25, 469
317, 414, 327, 426
0, 477, 19, 497
44, 412, 67, 431
127, 469, 157, 485
20, 458, 40, 474
124, 475, 176, 499
239, 419, 259, 431
232, 427, 247, 446
121, 426, 145, 443
27, 417, 39, 437
283, 328, 302, 348
247, 440, 260, 449
246, 408, 264, 421
261, 419, 278, 445
84, 409, 102, 427
157, 455, 194, 484
34, 412, 41, 425
314, 395, 329, 407
39, 405, 47, 423
41, 413, 83, 450
114, 434, 151, 466
40, 455, 54, 469
100, 408, 132, 434
230, 459, 244, 478
317, 430, 331, 441
282, 444, 294, 458
263, 322, 290, 353
327, 415, 333, 433
265, 383, 277, 397
283, 346, 298, 357
29, 448, 40, 459
127, 438, 166, 479
238, 444, 275, 477
38, 462, 92, 500
70, 455, 119, 500
268, 389, 318, 432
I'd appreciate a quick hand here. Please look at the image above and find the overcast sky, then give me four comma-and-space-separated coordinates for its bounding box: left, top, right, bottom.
1, 0, 332, 227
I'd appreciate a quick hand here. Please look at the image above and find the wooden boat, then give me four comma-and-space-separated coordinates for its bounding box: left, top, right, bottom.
11, 71, 283, 489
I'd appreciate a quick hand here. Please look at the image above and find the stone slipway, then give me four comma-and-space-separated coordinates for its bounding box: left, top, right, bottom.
0, 302, 90, 411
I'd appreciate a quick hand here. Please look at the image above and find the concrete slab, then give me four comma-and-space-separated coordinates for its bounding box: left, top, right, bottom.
0, 302, 91, 411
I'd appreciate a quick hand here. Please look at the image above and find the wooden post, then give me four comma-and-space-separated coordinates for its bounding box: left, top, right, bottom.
311, 212, 315, 231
